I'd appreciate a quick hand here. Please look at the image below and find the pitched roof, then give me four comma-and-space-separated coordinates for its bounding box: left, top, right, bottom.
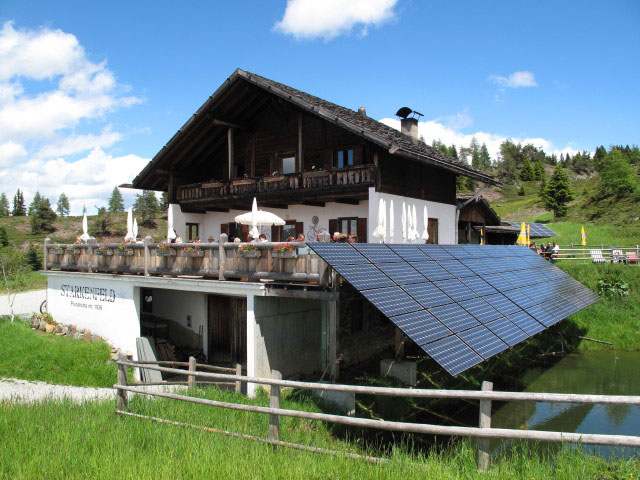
133, 69, 500, 188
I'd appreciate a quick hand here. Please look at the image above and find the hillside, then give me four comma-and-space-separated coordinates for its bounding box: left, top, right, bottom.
478, 169, 640, 246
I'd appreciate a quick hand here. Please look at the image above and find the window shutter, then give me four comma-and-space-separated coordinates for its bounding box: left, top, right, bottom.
295, 222, 304, 237
220, 223, 229, 236
271, 225, 280, 242
357, 218, 367, 243
241, 225, 248, 242
328, 219, 338, 236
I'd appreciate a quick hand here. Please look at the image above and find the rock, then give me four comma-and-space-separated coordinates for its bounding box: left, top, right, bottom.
39, 320, 47, 331
45, 323, 55, 334
73, 331, 82, 340
83, 331, 92, 342
30, 317, 39, 329
53, 324, 62, 334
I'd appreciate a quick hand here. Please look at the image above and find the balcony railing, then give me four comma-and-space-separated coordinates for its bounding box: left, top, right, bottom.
43, 235, 330, 285
176, 165, 375, 202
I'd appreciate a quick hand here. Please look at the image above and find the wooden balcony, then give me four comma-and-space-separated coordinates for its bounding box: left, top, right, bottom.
176, 165, 375, 208
43, 236, 331, 286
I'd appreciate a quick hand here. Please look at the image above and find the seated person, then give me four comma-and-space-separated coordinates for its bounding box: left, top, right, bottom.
347, 234, 358, 243
207, 236, 215, 243
258, 234, 267, 242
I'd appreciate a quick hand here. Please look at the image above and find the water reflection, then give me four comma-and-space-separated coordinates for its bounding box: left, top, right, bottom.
490, 351, 640, 459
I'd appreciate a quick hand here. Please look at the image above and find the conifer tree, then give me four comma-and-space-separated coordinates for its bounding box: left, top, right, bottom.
0, 193, 10, 216
12, 189, 26, 216
518, 185, 526, 196
107, 187, 125, 213
28, 192, 57, 234
542, 166, 574, 217
534, 159, 545, 181
160, 191, 169, 210
479, 144, 491, 170
56, 193, 70, 216
520, 159, 535, 181
133, 190, 159, 228
597, 149, 637, 198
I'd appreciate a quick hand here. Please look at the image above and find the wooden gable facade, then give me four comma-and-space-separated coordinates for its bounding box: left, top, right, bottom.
132, 69, 499, 218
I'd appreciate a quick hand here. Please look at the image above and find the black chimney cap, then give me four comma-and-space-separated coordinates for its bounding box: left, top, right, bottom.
395, 107, 424, 120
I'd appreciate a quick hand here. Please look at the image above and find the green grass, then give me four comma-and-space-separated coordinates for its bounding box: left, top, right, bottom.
1, 390, 638, 479
554, 263, 640, 351
0, 317, 116, 387
2, 271, 45, 293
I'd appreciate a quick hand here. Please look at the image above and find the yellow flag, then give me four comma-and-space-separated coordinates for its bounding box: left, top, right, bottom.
526, 224, 531, 246
516, 222, 527, 245
480, 228, 484, 245
581, 225, 586, 246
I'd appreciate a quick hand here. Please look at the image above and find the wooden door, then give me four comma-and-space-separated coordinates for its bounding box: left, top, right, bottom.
208, 295, 246, 364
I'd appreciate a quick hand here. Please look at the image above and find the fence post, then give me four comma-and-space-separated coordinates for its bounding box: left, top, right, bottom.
43, 238, 50, 271
188, 356, 196, 391
116, 352, 128, 411
268, 370, 282, 441
144, 236, 152, 276
235, 363, 242, 394
219, 233, 227, 280
476, 380, 493, 472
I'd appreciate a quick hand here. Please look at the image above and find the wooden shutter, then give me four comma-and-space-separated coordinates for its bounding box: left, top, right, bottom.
357, 218, 367, 243
428, 218, 438, 244
295, 222, 304, 237
271, 225, 281, 242
328, 219, 338, 236
220, 223, 229, 237
241, 225, 248, 242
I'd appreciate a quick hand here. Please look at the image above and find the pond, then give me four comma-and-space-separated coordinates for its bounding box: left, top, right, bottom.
490, 350, 640, 459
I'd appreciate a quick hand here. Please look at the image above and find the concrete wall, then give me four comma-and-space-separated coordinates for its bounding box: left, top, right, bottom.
252, 297, 323, 379
46, 273, 140, 356
151, 289, 208, 356
368, 188, 457, 244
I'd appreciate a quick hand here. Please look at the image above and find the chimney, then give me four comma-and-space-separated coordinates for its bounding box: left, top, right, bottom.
358, 107, 366, 119
401, 117, 419, 142
395, 107, 423, 144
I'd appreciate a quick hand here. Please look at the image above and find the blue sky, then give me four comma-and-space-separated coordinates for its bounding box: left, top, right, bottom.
0, 0, 638, 213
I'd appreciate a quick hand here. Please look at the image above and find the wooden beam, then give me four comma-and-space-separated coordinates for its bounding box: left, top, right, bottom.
270, 97, 287, 123
227, 127, 234, 180
205, 207, 230, 212
168, 173, 176, 204
265, 288, 339, 301
335, 198, 360, 205
302, 200, 325, 207
180, 207, 206, 214
212, 119, 246, 130
297, 113, 304, 173
262, 202, 288, 209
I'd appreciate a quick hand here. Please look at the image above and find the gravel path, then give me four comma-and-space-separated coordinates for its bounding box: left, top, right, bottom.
0, 377, 186, 404
0, 289, 46, 316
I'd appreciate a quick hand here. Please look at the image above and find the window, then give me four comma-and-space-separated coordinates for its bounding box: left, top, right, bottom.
427, 218, 438, 244
272, 220, 303, 242
282, 156, 296, 174
337, 149, 353, 168
186, 223, 199, 242
141, 289, 153, 314
339, 217, 358, 235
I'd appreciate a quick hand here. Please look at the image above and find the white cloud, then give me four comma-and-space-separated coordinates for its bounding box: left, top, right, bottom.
274, 0, 398, 40
380, 117, 583, 162
489, 71, 537, 89
435, 109, 473, 130
0, 22, 145, 213
0, 148, 149, 215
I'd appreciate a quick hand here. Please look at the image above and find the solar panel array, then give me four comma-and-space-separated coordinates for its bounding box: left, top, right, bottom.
308, 242, 598, 376
508, 222, 557, 237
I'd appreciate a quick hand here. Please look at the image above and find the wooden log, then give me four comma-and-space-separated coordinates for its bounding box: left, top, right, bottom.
269, 370, 282, 441
235, 364, 242, 394
188, 356, 196, 391
116, 361, 640, 405
476, 381, 493, 472
116, 352, 128, 411
114, 384, 640, 447
115, 410, 387, 464
218, 234, 227, 280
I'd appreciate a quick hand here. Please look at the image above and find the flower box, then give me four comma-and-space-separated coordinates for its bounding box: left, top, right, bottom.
65, 248, 82, 255
238, 250, 261, 258
156, 249, 176, 256
96, 248, 113, 256
262, 175, 285, 183
115, 249, 134, 256
272, 251, 297, 259
183, 250, 205, 257
50, 248, 65, 255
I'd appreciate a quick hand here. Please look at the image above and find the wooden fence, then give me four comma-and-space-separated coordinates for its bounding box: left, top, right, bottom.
114, 356, 640, 471
43, 235, 330, 285
551, 245, 640, 262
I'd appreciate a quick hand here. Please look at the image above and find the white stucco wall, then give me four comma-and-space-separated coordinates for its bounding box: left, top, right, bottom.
171, 201, 369, 241
46, 273, 140, 356
367, 188, 457, 244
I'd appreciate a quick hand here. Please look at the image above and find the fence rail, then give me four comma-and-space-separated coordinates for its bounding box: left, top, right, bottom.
550, 244, 640, 262
115, 358, 640, 472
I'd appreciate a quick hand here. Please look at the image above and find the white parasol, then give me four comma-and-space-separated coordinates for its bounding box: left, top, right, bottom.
235, 210, 285, 227
167, 204, 176, 241
124, 207, 134, 242
249, 198, 260, 239
401, 202, 407, 243
79, 212, 91, 241
133, 218, 138, 240
421, 205, 430, 242
411, 205, 419, 242
372, 197, 386, 242
389, 199, 394, 243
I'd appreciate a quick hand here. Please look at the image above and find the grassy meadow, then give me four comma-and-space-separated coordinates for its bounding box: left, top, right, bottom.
1, 390, 638, 480
0, 316, 116, 387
